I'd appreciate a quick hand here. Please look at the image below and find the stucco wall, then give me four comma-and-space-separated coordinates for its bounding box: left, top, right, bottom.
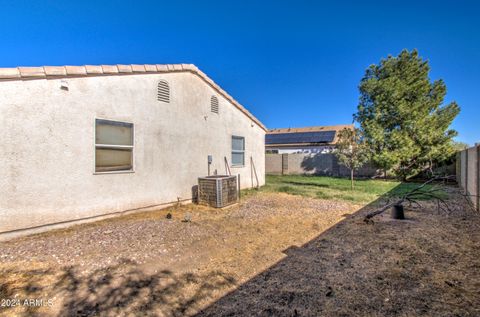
0, 72, 265, 233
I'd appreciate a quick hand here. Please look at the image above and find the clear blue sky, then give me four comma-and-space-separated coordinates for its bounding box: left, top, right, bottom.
1, 0, 478, 145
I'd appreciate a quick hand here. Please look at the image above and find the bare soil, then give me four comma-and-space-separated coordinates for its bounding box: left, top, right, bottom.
1, 190, 479, 316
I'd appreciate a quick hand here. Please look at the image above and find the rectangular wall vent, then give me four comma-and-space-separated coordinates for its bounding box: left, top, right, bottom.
211, 95, 219, 114
157, 80, 170, 103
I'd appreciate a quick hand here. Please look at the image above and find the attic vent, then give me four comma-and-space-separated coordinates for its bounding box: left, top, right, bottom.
211, 96, 219, 114
157, 80, 170, 103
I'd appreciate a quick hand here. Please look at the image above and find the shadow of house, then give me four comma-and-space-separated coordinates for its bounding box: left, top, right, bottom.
195, 187, 480, 316
0, 259, 236, 317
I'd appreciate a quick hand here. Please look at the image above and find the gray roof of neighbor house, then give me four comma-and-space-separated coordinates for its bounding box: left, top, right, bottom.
266, 124, 354, 147
0, 63, 267, 131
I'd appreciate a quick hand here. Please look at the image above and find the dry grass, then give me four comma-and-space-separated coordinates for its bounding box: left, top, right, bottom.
0, 193, 356, 316
0, 182, 479, 316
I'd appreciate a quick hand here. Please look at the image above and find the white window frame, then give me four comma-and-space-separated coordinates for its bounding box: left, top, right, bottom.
231, 135, 245, 167
94, 118, 135, 174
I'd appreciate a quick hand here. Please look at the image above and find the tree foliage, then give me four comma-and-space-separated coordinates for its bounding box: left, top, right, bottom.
450, 141, 469, 152
354, 49, 460, 179
334, 127, 369, 189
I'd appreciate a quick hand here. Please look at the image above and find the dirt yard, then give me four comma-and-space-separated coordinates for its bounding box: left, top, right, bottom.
1, 189, 479, 316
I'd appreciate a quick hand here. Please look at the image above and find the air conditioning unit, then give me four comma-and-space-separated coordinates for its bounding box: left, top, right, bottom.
198, 175, 238, 208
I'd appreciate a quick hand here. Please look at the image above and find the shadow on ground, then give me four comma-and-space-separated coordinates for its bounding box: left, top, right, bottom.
1, 186, 478, 316
0, 259, 235, 316
282, 181, 330, 188
195, 186, 480, 317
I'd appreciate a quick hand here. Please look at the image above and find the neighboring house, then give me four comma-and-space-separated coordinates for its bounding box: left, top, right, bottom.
265, 124, 353, 154
0, 64, 266, 235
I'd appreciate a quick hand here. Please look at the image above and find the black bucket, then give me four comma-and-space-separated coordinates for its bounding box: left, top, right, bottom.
391, 204, 405, 220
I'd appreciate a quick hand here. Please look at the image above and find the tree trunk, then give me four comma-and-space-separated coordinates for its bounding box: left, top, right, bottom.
350, 169, 354, 190
384, 168, 387, 181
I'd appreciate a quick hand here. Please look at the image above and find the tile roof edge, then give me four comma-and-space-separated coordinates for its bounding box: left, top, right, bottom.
0, 63, 267, 131
267, 124, 354, 133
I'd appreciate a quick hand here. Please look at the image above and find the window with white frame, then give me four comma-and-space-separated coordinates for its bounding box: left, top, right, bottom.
95, 119, 134, 173
231, 136, 245, 166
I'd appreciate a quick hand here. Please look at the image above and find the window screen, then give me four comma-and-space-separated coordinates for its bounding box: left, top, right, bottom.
232, 136, 245, 166
95, 119, 134, 172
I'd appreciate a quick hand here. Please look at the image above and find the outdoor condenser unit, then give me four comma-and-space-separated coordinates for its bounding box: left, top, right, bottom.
198, 175, 238, 208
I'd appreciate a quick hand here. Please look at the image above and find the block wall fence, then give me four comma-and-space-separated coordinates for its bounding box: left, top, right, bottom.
456, 145, 480, 211
265, 153, 379, 178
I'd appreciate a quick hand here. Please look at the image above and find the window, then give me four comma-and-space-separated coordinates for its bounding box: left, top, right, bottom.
211, 95, 219, 114
157, 80, 170, 103
95, 119, 134, 173
232, 136, 245, 166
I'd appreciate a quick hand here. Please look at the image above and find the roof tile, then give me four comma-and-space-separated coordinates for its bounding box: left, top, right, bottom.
144, 64, 157, 72
0, 68, 20, 79
156, 64, 168, 72
117, 65, 133, 73
44, 66, 67, 76
172, 64, 182, 71
182, 64, 198, 72
65, 66, 87, 76
268, 124, 353, 133
85, 65, 103, 74
18, 67, 46, 78
101, 65, 118, 74
131, 64, 146, 72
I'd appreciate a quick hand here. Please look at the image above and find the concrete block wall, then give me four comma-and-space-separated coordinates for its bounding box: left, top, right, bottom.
265, 153, 379, 177
457, 145, 479, 211
265, 154, 283, 174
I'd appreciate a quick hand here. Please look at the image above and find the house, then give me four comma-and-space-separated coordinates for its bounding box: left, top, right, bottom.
265, 124, 353, 154
0, 64, 266, 236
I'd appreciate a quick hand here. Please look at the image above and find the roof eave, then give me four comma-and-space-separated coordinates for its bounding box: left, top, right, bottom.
0, 64, 267, 132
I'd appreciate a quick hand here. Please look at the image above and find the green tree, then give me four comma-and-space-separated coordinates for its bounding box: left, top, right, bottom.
334, 127, 369, 190
354, 49, 460, 180
451, 140, 469, 152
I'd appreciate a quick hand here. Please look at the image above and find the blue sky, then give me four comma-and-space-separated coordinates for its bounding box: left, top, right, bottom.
1, 0, 478, 145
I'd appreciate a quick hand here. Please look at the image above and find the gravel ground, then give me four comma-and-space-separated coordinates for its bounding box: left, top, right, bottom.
198, 189, 480, 317
1, 189, 479, 316
0, 193, 356, 316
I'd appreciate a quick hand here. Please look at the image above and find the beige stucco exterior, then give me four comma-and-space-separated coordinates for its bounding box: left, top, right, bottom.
0, 67, 265, 234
